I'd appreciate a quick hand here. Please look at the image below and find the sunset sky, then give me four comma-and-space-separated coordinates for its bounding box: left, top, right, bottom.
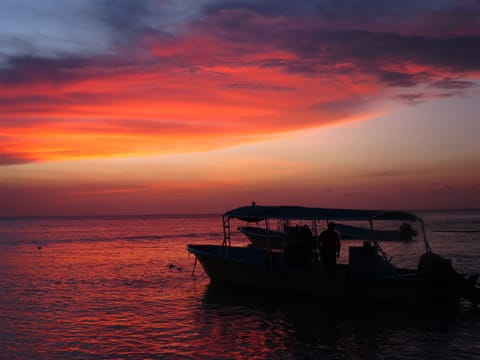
1, 0, 479, 216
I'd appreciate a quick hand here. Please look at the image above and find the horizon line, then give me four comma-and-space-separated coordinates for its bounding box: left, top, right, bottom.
1, 207, 480, 220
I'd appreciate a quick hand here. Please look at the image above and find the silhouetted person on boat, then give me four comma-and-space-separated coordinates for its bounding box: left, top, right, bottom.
319, 222, 341, 275
284, 225, 314, 269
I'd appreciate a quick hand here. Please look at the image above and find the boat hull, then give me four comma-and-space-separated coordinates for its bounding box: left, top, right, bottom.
187, 244, 458, 304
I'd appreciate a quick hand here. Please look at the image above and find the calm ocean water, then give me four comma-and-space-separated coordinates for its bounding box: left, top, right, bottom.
0, 210, 479, 359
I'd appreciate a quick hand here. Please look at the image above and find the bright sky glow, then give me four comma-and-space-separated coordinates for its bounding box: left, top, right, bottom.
1, 0, 479, 215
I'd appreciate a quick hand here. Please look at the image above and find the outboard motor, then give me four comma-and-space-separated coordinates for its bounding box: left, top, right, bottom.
418, 252, 480, 305
461, 274, 480, 305
418, 252, 453, 286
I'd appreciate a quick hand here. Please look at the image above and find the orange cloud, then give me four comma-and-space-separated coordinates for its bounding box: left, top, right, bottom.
1, 17, 479, 165
0, 60, 383, 164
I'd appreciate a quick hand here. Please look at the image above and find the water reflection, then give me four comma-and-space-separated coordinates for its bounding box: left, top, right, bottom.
198, 283, 479, 359
1, 214, 479, 359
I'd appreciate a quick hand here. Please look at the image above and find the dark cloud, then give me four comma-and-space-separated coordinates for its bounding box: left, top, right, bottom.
276, 29, 480, 75
0, 152, 36, 166
204, 0, 480, 35
1, 0, 479, 115
88, 0, 199, 48
397, 93, 427, 105
223, 82, 295, 91
198, 3, 480, 75
250, 58, 322, 75
378, 71, 430, 88
0, 52, 168, 87
199, 1, 480, 90
203, 0, 421, 20
0, 55, 90, 85
430, 78, 476, 90
397, 88, 476, 105
93, 0, 150, 30
203, 16, 480, 86
2, 1, 480, 93
204, 0, 319, 17
0, 92, 114, 130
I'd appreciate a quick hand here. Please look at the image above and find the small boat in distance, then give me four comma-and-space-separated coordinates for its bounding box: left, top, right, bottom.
335, 222, 418, 241
239, 221, 418, 250
238, 226, 285, 249
188, 205, 480, 305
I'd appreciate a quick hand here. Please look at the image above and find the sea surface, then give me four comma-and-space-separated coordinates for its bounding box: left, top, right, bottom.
1, 210, 479, 359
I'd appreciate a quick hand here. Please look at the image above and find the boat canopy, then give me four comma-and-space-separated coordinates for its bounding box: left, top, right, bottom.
224, 205, 421, 223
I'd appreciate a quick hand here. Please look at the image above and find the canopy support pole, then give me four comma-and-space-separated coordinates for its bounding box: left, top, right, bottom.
265, 219, 273, 268
421, 219, 432, 253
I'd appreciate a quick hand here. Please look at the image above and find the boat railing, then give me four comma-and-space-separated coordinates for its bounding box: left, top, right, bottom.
219, 215, 231, 256
221, 207, 432, 271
